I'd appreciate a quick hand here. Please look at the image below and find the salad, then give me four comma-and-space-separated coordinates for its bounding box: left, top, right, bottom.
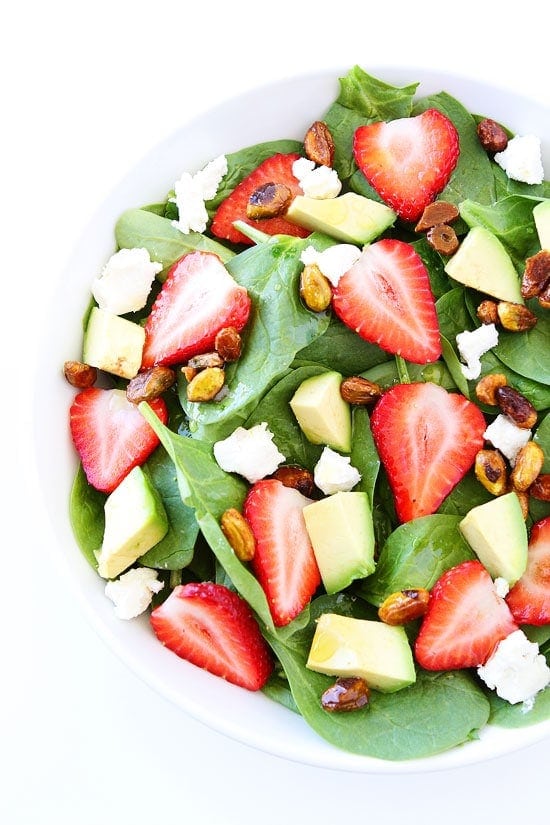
65, 66, 550, 762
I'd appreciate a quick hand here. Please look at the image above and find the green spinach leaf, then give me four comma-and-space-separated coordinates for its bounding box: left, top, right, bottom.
294, 315, 390, 374
69, 464, 105, 569
459, 195, 541, 266
495, 301, 550, 384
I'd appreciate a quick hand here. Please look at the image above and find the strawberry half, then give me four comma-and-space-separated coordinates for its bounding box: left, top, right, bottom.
370, 382, 486, 522
506, 516, 550, 626
244, 479, 321, 627
353, 108, 459, 222
415, 560, 518, 670
141, 250, 251, 369
150, 582, 273, 691
69, 388, 167, 493
210, 152, 310, 245
332, 239, 441, 364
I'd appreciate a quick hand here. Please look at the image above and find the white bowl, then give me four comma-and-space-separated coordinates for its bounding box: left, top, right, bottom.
33, 67, 550, 773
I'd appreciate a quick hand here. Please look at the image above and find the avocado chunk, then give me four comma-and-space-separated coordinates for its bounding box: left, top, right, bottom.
286, 192, 396, 244
303, 492, 375, 593
289, 371, 351, 453
533, 200, 550, 250
444, 226, 523, 303
307, 613, 416, 693
83, 306, 145, 379
459, 491, 528, 585
97, 466, 168, 579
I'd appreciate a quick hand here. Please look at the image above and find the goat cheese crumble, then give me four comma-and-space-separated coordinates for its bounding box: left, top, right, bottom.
300, 244, 361, 287
483, 414, 532, 464
91, 247, 162, 315
172, 154, 228, 234
213, 422, 285, 483
477, 629, 550, 707
105, 567, 164, 620
292, 157, 342, 199
314, 446, 361, 495
455, 323, 499, 380
494, 135, 545, 185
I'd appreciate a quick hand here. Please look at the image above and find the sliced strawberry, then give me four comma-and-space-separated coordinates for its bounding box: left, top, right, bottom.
69, 388, 167, 493
370, 382, 486, 522
141, 250, 251, 369
415, 560, 518, 670
506, 516, 550, 626
332, 239, 441, 364
353, 108, 459, 222
210, 152, 310, 245
150, 582, 273, 691
244, 479, 321, 627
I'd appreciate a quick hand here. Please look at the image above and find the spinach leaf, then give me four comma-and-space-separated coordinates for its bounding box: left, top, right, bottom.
360, 515, 475, 607
436, 287, 473, 340
180, 234, 332, 442
440, 335, 470, 398
487, 685, 550, 728
69, 464, 105, 569
534, 413, 550, 471
459, 195, 541, 266
478, 351, 550, 411
412, 237, 453, 299
361, 359, 455, 391
436, 473, 493, 516
495, 301, 550, 384
294, 315, 390, 375
115, 208, 234, 277
350, 407, 380, 509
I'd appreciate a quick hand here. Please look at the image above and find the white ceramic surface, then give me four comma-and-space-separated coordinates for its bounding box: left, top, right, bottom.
33, 67, 550, 774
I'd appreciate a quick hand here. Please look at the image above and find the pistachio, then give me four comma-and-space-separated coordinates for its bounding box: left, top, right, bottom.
304, 120, 335, 168
300, 263, 332, 312
415, 201, 459, 232
426, 223, 460, 255
126, 366, 176, 403
63, 360, 97, 389
476, 299, 499, 326
272, 465, 315, 497
220, 508, 256, 562
215, 326, 242, 362
530, 473, 550, 501
497, 301, 538, 332
187, 351, 224, 370
378, 589, 430, 625
181, 365, 197, 382
340, 375, 382, 405
186, 366, 225, 402
476, 118, 509, 153
510, 441, 545, 492
495, 386, 537, 429
475, 373, 507, 406
475, 449, 508, 496
521, 250, 550, 299
320, 676, 370, 712
246, 182, 292, 220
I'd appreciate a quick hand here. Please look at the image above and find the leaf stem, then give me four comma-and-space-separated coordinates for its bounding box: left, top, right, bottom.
395, 355, 411, 384
232, 220, 270, 245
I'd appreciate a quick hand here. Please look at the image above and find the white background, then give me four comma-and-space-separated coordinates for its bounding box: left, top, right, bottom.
3, 1, 550, 823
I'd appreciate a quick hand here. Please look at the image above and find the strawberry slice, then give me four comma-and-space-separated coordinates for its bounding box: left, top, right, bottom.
141, 250, 251, 369
210, 152, 310, 245
506, 516, 550, 626
415, 560, 518, 670
332, 238, 441, 364
353, 108, 459, 222
150, 582, 273, 690
69, 388, 167, 493
244, 479, 321, 627
370, 382, 486, 522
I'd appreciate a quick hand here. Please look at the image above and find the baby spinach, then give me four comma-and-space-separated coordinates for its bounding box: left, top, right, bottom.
495, 301, 550, 384
436, 473, 493, 516
488, 685, 550, 728
69, 464, 105, 569
459, 195, 541, 265
350, 407, 380, 509
294, 315, 390, 374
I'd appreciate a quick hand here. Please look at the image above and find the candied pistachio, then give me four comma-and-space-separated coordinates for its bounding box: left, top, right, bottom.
246, 182, 292, 219
476, 299, 499, 326
415, 201, 459, 232
538, 281, 550, 309
126, 366, 176, 403
495, 386, 537, 429
186, 366, 225, 402
475, 373, 507, 406
513, 488, 530, 520
476, 118, 509, 153
220, 508, 256, 562
521, 250, 550, 299
63, 360, 97, 389
497, 301, 538, 332
475, 449, 508, 496
272, 465, 315, 497
187, 351, 224, 370
304, 120, 335, 167
510, 441, 545, 492
321, 677, 370, 712
215, 326, 242, 362
426, 224, 459, 255
181, 365, 197, 382
300, 263, 332, 312
378, 589, 430, 625
530, 473, 550, 501
340, 375, 382, 405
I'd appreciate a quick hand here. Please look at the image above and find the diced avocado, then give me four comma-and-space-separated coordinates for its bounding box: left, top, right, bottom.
83, 306, 145, 379
533, 200, 550, 250
459, 491, 528, 585
97, 466, 168, 579
289, 371, 351, 453
444, 226, 523, 303
307, 613, 416, 693
303, 491, 375, 594
286, 192, 396, 244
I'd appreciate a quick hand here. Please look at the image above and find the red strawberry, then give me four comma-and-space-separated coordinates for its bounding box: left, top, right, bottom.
370, 382, 486, 522
332, 239, 441, 364
244, 479, 321, 627
506, 516, 550, 626
353, 108, 459, 222
150, 582, 273, 691
141, 250, 251, 369
69, 388, 167, 493
210, 152, 310, 245
415, 560, 518, 670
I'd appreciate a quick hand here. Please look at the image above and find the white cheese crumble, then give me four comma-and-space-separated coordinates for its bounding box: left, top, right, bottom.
105, 567, 164, 620
300, 244, 361, 287
456, 324, 499, 380
477, 629, 550, 706
171, 154, 228, 234
292, 157, 342, 199
494, 135, 545, 185
483, 414, 532, 464
494, 577, 510, 598
213, 422, 285, 484
313, 446, 362, 495
91, 247, 162, 315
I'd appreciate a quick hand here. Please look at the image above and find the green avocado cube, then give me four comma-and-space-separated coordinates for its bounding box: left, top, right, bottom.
286, 192, 396, 244
83, 306, 145, 379
444, 226, 523, 304
289, 371, 351, 453
533, 200, 550, 250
